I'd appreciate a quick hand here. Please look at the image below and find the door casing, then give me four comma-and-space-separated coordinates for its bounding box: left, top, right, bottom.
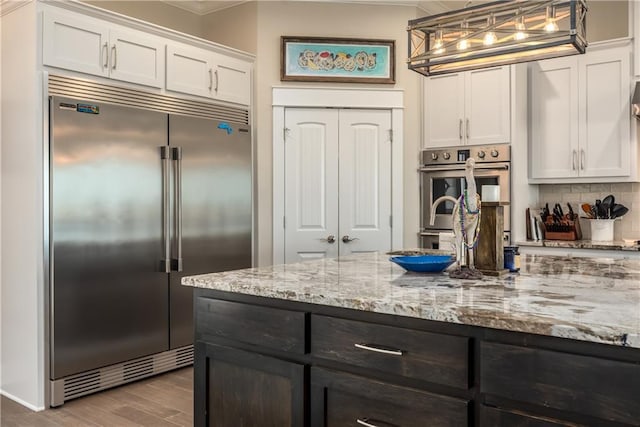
272, 87, 404, 265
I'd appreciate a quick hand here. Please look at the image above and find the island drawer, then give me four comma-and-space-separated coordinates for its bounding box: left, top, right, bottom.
311, 367, 469, 427
480, 342, 640, 426
311, 315, 470, 389
196, 297, 306, 354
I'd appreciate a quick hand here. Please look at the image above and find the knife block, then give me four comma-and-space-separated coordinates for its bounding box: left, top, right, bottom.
476, 202, 509, 276
543, 214, 582, 241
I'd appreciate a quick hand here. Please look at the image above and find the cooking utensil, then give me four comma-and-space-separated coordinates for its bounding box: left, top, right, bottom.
581, 203, 594, 218
595, 199, 602, 219
610, 204, 628, 219
601, 194, 615, 219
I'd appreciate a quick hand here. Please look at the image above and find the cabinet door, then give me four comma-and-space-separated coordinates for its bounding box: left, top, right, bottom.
166, 43, 215, 98
284, 108, 340, 263
310, 368, 469, 427
338, 109, 392, 256
43, 9, 110, 78
109, 29, 165, 88
424, 73, 465, 148
465, 66, 511, 145
211, 53, 251, 105
194, 342, 305, 427
530, 57, 579, 179
578, 47, 631, 178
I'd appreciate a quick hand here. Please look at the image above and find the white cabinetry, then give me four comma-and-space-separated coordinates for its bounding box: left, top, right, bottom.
43, 9, 165, 88
167, 43, 251, 105
424, 66, 510, 148
530, 41, 632, 182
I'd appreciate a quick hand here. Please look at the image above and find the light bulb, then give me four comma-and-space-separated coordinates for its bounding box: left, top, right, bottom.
457, 21, 470, 50
514, 12, 528, 40
433, 29, 445, 54
544, 6, 559, 32
483, 15, 497, 46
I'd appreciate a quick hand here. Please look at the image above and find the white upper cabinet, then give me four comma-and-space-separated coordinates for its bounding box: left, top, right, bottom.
166, 43, 251, 105
530, 41, 632, 182
43, 9, 165, 88
43, 10, 110, 78
212, 53, 251, 106
424, 65, 511, 148
166, 44, 214, 98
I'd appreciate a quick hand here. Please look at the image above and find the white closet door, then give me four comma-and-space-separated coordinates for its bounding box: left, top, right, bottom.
338, 109, 392, 256
284, 109, 340, 263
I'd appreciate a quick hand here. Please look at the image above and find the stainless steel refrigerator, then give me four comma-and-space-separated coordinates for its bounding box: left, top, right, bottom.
49, 95, 252, 405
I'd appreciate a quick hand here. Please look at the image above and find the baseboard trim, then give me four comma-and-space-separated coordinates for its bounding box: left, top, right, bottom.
0, 389, 45, 412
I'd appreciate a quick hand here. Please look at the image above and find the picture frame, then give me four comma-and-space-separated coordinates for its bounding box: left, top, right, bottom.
280, 36, 395, 84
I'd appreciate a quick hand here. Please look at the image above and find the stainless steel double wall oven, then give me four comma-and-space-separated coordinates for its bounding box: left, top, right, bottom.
419, 145, 511, 249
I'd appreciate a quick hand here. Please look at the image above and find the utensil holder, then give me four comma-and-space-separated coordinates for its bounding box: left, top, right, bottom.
589, 219, 615, 241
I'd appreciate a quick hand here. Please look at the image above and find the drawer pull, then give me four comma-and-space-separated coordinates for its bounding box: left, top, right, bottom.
354, 343, 404, 356
357, 418, 398, 427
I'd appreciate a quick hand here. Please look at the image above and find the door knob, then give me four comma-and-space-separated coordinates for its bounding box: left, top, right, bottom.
323, 235, 336, 243
342, 235, 359, 243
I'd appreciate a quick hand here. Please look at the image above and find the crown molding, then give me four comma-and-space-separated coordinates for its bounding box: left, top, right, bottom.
1, 0, 32, 17
161, 0, 247, 16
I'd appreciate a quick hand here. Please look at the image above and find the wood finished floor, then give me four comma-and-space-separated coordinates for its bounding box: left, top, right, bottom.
0, 367, 193, 427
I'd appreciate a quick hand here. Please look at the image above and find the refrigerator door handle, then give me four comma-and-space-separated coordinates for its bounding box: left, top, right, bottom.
172, 147, 183, 272
160, 146, 171, 273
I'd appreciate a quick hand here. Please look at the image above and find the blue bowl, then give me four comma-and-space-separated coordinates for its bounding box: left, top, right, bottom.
389, 254, 455, 273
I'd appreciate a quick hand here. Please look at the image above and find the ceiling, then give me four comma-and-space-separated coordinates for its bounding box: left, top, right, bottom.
159, 0, 465, 16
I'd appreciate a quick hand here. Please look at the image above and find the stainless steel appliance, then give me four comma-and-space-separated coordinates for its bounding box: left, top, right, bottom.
419, 145, 510, 249
49, 90, 251, 405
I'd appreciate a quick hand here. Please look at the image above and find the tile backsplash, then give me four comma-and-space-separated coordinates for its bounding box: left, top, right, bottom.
538, 183, 640, 241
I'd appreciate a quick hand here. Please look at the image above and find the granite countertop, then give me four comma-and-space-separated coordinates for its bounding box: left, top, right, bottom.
519, 239, 640, 251
183, 253, 640, 349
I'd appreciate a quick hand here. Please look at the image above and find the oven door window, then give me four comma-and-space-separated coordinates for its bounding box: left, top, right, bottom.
432, 177, 463, 214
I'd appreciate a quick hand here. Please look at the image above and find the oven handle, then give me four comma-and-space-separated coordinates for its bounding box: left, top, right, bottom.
420, 231, 443, 237
419, 164, 509, 172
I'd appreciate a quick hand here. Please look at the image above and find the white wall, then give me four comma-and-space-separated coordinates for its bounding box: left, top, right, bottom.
202, 1, 257, 54
83, 0, 204, 36
252, 1, 421, 266
0, 1, 46, 410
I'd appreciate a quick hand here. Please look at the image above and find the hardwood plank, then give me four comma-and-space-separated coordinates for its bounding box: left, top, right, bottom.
0, 368, 193, 427
111, 405, 182, 427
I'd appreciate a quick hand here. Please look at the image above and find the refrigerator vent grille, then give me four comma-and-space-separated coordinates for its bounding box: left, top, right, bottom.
48, 74, 249, 124
58, 345, 193, 404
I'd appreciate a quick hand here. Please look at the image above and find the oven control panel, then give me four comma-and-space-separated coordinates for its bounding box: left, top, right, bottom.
421, 145, 510, 166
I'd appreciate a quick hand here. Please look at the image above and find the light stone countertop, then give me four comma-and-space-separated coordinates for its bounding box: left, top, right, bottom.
183, 252, 640, 349
519, 239, 640, 251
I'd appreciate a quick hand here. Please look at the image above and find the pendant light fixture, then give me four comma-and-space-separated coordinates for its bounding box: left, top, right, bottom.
407, 0, 587, 77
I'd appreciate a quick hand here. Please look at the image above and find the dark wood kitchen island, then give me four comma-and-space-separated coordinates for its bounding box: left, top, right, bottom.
183, 253, 640, 427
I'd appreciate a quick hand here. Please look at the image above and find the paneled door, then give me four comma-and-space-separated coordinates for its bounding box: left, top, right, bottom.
283, 108, 392, 263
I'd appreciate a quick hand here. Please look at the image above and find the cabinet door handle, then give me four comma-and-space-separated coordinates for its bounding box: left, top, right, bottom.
208, 68, 213, 91
102, 42, 108, 69
357, 418, 399, 427
111, 45, 117, 70
580, 149, 585, 170
458, 119, 463, 140
572, 150, 577, 171
466, 118, 470, 139
214, 69, 219, 92
354, 343, 404, 356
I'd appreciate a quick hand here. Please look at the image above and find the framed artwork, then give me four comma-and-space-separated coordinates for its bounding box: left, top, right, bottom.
280, 36, 395, 84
